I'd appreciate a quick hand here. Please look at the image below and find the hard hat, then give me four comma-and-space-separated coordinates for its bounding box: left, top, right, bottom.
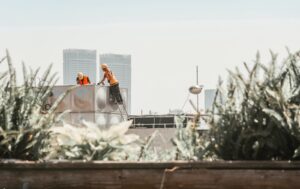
101, 64, 108, 69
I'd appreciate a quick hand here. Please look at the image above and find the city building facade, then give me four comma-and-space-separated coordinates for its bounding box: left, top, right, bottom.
204, 89, 217, 111
63, 49, 98, 85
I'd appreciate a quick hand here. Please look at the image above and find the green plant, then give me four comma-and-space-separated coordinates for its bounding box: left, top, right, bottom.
137, 114, 211, 161
137, 130, 176, 161
208, 50, 300, 160
171, 115, 210, 160
0, 50, 67, 160
46, 120, 142, 161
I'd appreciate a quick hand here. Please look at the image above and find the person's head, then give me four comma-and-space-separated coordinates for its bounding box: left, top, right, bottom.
77, 72, 84, 80
101, 64, 108, 71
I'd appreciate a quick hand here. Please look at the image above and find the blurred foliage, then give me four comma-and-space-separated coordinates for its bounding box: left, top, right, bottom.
137, 130, 176, 161
172, 115, 210, 161
46, 120, 142, 161
0, 50, 68, 160
208, 50, 300, 160
4, 48, 300, 162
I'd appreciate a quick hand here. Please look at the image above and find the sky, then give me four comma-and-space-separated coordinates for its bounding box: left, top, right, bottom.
1, 0, 300, 114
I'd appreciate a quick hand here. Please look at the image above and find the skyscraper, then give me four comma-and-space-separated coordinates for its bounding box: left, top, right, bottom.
63, 49, 98, 85
100, 54, 131, 113
205, 89, 217, 111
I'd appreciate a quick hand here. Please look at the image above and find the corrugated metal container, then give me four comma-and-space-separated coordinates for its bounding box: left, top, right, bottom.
48, 85, 128, 126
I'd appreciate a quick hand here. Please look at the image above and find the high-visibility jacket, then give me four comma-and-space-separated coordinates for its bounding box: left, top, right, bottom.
77, 76, 90, 85
104, 70, 118, 86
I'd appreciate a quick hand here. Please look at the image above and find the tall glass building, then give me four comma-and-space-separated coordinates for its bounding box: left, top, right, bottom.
63, 49, 98, 85
205, 89, 217, 111
100, 54, 131, 113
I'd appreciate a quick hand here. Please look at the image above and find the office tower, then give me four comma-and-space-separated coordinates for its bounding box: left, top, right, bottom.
63, 49, 98, 85
100, 54, 131, 113
205, 89, 217, 111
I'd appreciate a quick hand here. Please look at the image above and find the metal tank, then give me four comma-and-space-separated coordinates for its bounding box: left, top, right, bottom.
48, 85, 128, 127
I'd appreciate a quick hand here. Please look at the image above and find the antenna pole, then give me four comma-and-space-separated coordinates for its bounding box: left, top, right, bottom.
196, 65, 199, 112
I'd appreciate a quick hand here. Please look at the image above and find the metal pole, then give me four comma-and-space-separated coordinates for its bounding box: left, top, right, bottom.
196, 66, 199, 112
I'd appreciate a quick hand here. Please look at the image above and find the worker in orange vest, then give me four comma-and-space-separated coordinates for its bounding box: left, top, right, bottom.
76, 72, 91, 85
98, 64, 123, 104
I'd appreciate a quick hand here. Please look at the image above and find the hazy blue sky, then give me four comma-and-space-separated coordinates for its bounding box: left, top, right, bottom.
1, 0, 300, 27
1, 0, 300, 114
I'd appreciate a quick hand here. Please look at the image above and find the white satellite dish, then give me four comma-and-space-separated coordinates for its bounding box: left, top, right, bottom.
189, 85, 203, 95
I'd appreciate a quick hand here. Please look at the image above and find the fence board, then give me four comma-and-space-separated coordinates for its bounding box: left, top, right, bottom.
0, 161, 300, 189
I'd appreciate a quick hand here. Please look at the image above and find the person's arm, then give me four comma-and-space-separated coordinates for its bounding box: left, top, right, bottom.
76, 77, 80, 85
87, 77, 91, 84
98, 74, 106, 85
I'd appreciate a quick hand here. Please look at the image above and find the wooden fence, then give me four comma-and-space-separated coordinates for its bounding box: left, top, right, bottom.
1, 160, 300, 189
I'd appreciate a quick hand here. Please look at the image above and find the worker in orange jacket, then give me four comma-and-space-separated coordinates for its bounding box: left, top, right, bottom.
76, 72, 91, 85
98, 64, 123, 104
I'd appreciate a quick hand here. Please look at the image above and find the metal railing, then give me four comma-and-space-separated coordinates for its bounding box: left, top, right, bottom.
130, 123, 183, 128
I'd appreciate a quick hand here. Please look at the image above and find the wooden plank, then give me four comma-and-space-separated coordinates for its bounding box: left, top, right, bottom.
0, 170, 122, 189
1, 161, 300, 189
121, 169, 300, 189
164, 169, 300, 189
1, 160, 300, 170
